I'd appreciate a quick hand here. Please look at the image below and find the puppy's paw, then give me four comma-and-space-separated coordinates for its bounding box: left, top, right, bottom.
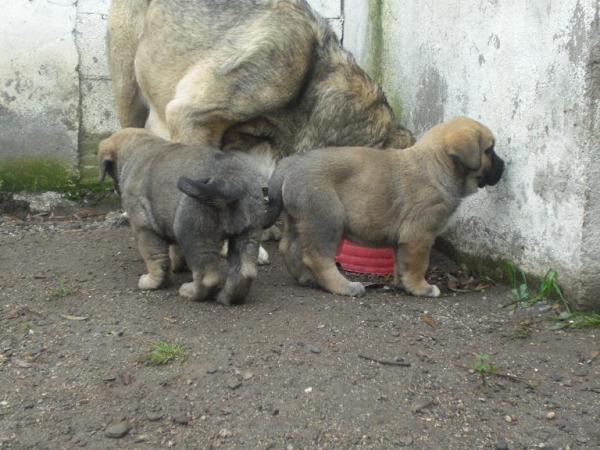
257, 246, 270, 265
139, 274, 163, 290
179, 282, 202, 301
347, 281, 366, 297
408, 283, 440, 298
333, 281, 365, 297
261, 225, 282, 242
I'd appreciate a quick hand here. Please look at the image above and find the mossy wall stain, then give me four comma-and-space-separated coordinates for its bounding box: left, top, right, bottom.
79, 130, 112, 186
0, 157, 77, 192
365, 0, 404, 122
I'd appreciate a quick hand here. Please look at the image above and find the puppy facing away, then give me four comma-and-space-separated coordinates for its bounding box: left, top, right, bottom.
263, 117, 505, 298
98, 128, 264, 305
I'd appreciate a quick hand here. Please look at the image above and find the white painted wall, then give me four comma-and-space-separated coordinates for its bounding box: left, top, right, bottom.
0, 0, 80, 162
345, 0, 600, 309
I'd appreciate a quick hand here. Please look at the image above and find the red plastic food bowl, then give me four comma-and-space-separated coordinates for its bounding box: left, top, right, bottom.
334, 238, 394, 275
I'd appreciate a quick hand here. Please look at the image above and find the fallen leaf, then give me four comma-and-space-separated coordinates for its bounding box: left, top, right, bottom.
421, 314, 437, 328
590, 350, 599, 361
5, 310, 20, 319
60, 314, 88, 321
118, 371, 132, 386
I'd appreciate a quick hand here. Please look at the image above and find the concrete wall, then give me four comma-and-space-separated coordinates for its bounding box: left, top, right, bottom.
345, 0, 600, 310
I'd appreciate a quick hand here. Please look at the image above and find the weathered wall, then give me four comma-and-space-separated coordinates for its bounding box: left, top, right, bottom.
345, 0, 600, 310
0, 0, 342, 189
0, 0, 80, 191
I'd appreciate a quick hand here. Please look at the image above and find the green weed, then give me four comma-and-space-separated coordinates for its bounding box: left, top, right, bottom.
142, 341, 185, 365
55, 276, 73, 297
549, 311, 600, 330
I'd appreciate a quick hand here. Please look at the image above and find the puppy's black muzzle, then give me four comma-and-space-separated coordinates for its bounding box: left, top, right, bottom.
478, 151, 505, 188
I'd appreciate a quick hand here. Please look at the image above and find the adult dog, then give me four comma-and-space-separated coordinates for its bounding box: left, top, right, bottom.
106, 0, 415, 182
98, 128, 265, 305
263, 117, 505, 298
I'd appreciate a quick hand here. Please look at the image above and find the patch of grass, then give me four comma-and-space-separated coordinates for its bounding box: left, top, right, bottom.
505, 262, 530, 304
142, 341, 185, 365
534, 269, 569, 311
55, 276, 73, 297
21, 322, 32, 332
474, 353, 498, 386
549, 311, 600, 330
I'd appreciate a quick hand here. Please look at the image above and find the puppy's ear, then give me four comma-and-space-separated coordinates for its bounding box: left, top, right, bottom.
446, 128, 482, 171
178, 177, 244, 206
98, 138, 118, 183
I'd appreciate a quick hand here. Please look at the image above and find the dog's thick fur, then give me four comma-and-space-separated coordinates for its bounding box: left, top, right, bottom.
263, 117, 505, 298
98, 128, 264, 305
107, 0, 415, 182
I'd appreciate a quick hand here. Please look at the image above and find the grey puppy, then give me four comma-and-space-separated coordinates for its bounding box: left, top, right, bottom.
98, 128, 264, 305
263, 117, 505, 298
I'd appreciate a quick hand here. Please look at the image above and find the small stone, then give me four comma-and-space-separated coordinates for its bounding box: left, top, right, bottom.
391, 330, 401, 337
206, 366, 218, 374
104, 421, 131, 439
228, 379, 242, 390
146, 411, 163, 422
309, 346, 321, 354
505, 415, 513, 423
221, 407, 233, 416
399, 436, 413, 446
546, 411, 556, 420
242, 372, 254, 381
574, 368, 589, 377
171, 412, 189, 425
495, 442, 509, 450
351, 436, 360, 445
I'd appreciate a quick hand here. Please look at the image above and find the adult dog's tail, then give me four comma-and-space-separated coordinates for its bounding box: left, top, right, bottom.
178, 176, 244, 206
262, 169, 286, 229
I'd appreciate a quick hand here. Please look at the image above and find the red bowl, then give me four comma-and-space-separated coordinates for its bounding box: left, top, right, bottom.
334, 238, 394, 275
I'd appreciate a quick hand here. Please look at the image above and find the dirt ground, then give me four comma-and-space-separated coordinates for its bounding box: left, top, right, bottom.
0, 197, 599, 450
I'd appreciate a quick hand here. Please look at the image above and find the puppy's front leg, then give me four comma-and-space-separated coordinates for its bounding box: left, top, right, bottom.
136, 228, 170, 290
394, 242, 440, 298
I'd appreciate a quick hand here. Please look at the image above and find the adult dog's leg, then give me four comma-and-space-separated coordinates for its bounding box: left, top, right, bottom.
135, 228, 170, 289
106, 0, 149, 128
394, 242, 440, 297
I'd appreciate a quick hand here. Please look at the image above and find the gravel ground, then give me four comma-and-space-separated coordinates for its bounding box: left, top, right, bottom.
0, 197, 599, 450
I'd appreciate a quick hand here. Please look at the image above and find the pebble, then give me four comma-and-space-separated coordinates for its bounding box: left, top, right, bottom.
391, 330, 401, 337
495, 442, 509, 450
574, 368, 589, 377
206, 366, 218, 374
171, 412, 189, 425
546, 411, 556, 420
228, 379, 242, 390
351, 436, 360, 445
104, 421, 131, 439
242, 372, 254, 381
309, 346, 321, 354
146, 411, 163, 422
398, 436, 413, 446
505, 415, 513, 423
221, 407, 233, 416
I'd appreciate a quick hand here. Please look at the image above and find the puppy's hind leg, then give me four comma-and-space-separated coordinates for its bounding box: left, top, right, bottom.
136, 228, 170, 289
217, 233, 260, 306
178, 239, 223, 302
169, 245, 188, 273
279, 214, 316, 286
394, 242, 440, 298
297, 215, 365, 297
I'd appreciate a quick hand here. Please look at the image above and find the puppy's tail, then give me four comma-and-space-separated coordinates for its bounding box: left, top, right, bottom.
177, 176, 244, 206
262, 169, 286, 229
